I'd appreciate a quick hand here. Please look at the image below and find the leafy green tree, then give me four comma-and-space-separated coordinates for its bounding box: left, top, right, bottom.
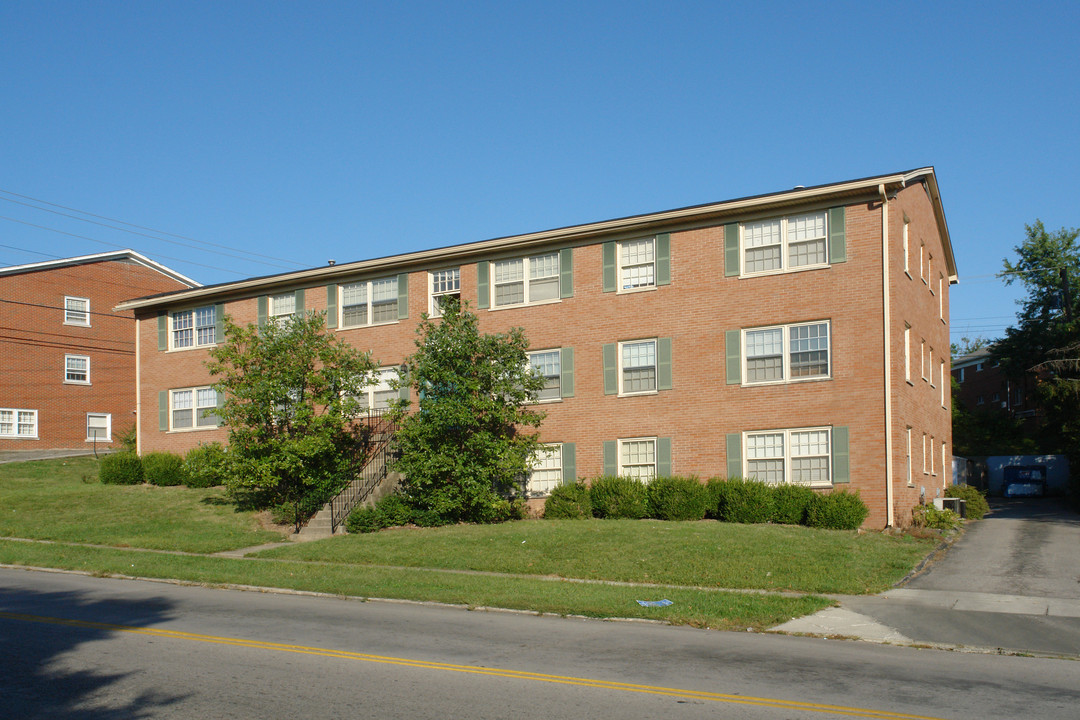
207, 312, 378, 531
390, 299, 545, 524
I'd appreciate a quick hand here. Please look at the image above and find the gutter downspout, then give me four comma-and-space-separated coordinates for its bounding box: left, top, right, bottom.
134, 318, 141, 456
880, 183, 894, 528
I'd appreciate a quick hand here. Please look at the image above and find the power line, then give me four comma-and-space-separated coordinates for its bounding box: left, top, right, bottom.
0, 336, 134, 356
0, 325, 134, 346
0, 298, 136, 320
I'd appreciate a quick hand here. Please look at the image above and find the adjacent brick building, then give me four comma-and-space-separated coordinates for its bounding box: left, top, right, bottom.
117, 168, 957, 528
952, 347, 1039, 422
0, 250, 197, 450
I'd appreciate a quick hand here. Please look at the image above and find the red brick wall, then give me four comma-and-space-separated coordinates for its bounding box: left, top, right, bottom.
0, 258, 191, 450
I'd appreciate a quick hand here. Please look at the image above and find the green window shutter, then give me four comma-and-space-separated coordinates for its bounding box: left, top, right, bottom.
602, 343, 617, 395
829, 206, 847, 264
214, 303, 225, 343
726, 433, 742, 479
397, 273, 409, 319
257, 296, 268, 328
832, 426, 850, 484
725, 330, 742, 385
656, 233, 671, 286
561, 347, 575, 398
561, 443, 576, 485
560, 247, 574, 298
158, 390, 169, 431
724, 223, 740, 277
294, 288, 305, 314
326, 284, 338, 328
657, 437, 672, 477
602, 242, 616, 292
157, 312, 167, 351
477, 262, 490, 309
603, 441, 617, 476
657, 337, 672, 390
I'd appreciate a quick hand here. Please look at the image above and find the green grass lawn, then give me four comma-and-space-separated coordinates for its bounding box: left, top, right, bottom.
0, 457, 939, 629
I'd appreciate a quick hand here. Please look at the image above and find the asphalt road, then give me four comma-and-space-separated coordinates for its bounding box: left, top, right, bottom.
2, 567, 1078, 719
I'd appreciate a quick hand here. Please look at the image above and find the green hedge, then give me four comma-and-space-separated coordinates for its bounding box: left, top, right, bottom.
99, 452, 144, 485
806, 491, 869, 530
544, 482, 593, 519
183, 443, 228, 488
143, 452, 188, 487
944, 484, 990, 520
771, 483, 817, 525
646, 476, 709, 521
589, 476, 649, 519
713, 478, 775, 524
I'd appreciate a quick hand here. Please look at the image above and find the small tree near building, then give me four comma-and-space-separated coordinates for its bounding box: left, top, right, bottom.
207, 312, 378, 531
390, 299, 545, 525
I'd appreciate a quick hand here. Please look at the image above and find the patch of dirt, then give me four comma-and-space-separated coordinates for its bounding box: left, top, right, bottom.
254, 510, 297, 538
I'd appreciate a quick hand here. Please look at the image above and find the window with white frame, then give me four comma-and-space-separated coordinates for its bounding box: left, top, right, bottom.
64, 355, 89, 384
341, 277, 398, 327
493, 252, 559, 307
940, 361, 946, 407
942, 441, 948, 482
357, 367, 399, 412
928, 347, 935, 386
620, 339, 656, 395
171, 387, 220, 430
529, 350, 562, 402
86, 413, 111, 442
920, 339, 927, 380
743, 321, 829, 384
919, 243, 926, 282
906, 427, 913, 486
64, 296, 90, 326
171, 306, 216, 349
527, 443, 563, 496
904, 324, 912, 383
744, 427, 832, 487
742, 211, 828, 276
902, 222, 910, 276
429, 268, 460, 317
930, 435, 936, 475
927, 254, 933, 288
922, 433, 929, 474
0, 408, 37, 438
619, 438, 656, 481
619, 238, 656, 290
270, 292, 296, 319
939, 275, 945, 319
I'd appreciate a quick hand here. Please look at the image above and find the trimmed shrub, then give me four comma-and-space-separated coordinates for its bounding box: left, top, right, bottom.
912, 503, 961, 531
183, 443, 228, 488
374, 493, 414, 527
647, 476, 709, 521
544, 482, 593, 519
142, 452, 188, 487
345, 505, 382, 534
715, 478, 775, 524
944, 484, 990, 520
704, 477, 727, 519
771, 484, 817, 525
99, 452, 144, 485
806, 490, 869, 530
589, 476, 649, 519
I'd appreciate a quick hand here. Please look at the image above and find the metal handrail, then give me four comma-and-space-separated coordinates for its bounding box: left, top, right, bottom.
329, 408, 398, 533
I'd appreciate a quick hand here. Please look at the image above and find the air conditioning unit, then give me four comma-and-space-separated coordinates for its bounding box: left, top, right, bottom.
933, 496, 966, 518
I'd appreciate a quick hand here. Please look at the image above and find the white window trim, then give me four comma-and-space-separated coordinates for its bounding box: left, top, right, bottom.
269, 292, 296, 319
355, 367, 399, 412
618, 338, 658, 397
920, 339, 927, 381
428, 268, 461, 318
742, 426, 833, 488
922, 433, 929, 475
940, 360, 947, 408
63, 296, 90, 326
86, 413, 112, 442
902, 222, 911, 278
169, 386, 220, 432
938, 275, 945, 321
617, 237, 658, 294
905, 426, 914, 487
904, 324, 912, 384
0, 408, 38, 439
490, 253, 561, 309
928, 347, 935, 387
740, 211, 830, 278
618, 436, 657, 482
527, 442, 563, 497
742, 320, 831, 386
942, 442, 948, 485
64, 354, 90, 385
339, 277, 399, 329
528, 349, 563, 403
169, 305, 218, 351
930, 435, 936, 476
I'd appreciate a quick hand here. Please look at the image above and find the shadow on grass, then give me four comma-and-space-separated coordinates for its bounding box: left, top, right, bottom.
0, 583, 187, 717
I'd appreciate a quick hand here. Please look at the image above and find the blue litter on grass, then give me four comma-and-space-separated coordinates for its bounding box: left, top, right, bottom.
636, 599, 673, 607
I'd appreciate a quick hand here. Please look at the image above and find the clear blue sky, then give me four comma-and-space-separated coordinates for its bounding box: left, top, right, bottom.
2, 1, 1077, 346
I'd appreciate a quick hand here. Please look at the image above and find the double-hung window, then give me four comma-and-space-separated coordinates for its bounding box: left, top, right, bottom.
527, 444, 564, 497
744, 427, 832, 487
619, 238, 655, 290
270, 292, 296, 319
341, 277, 398, 327
743, 321, 829, 385
493, 252, 559, 307
529, 350, 562, 402
64, 355, 90, 384
358, 368, 400, 412
170, 387, 220, 430
620, 340, 656, 395
171, 306, 216, 349
429, 268, 460, 317
64, 297, 90, 326
619, 438, 657, 481
0, 409, 37, 438
86, 413, 111, 442
743, 211, 828, 275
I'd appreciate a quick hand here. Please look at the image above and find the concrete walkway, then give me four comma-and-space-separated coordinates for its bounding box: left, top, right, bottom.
0, 449, 111, 464
773, 497, 1080, 657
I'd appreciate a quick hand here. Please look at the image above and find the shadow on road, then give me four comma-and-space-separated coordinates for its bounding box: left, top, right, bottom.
985, 496, 1080, 526
0, 584, 188, 718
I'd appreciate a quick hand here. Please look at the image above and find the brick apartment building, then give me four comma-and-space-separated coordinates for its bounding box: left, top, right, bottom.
952, 346, 1039, 422
116, 168, 956, 528
0, 250, 197, 450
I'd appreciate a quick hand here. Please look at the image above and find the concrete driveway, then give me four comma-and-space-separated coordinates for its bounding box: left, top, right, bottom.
775, 497, 1080, 656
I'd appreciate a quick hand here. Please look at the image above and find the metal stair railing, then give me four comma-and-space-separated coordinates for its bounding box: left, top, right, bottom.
329, 408, 398, 533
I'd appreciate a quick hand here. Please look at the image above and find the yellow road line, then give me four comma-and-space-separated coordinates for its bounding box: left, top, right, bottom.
1, 610, 946, 720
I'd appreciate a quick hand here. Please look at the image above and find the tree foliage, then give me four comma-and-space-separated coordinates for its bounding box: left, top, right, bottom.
207, 312, 378, 531
390, 300, 545, 524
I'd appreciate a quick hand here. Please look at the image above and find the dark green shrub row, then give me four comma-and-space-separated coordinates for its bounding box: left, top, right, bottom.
183, 443, 228, 488
143, 452, 186, 486
944, 484, 990, 520
544, 476, 870, 530
98, 445, 230, 489
99, 452, 144, 485
345, 493, 419, 533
